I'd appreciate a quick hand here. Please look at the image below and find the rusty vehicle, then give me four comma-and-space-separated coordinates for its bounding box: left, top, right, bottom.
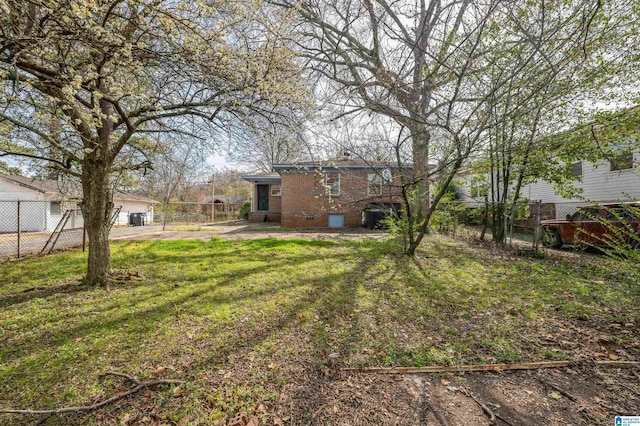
541, 202, 640, 250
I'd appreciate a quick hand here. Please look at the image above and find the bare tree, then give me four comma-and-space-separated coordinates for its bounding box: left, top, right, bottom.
474, 1, 640, 244
228, 114, 312, 173
275, 0, 616, 254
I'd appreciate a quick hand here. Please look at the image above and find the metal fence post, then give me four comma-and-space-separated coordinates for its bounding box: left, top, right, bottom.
17, 200, 21, 258
534, 201, 542, 250
503, 203, 508, 246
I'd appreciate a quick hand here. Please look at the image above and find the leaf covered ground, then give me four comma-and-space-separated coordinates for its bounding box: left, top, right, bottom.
0, 236, 638, 425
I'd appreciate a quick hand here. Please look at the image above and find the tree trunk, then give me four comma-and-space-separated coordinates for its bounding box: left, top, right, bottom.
480, 197, 489, 240
82, 159, 114, 286
82, 96, 115, 286
404, 125, 430, 256
411, 127, 430, 222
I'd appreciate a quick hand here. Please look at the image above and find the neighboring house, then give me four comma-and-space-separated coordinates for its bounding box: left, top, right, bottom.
242, 160, 403, 228
521, 150, 640, 219
456, 149, 640, 220
112, 192, 158, 226
522, 150, 640, 205
455, 170, 486, 206
0, 174, 157, 232
202, 194, 249, 214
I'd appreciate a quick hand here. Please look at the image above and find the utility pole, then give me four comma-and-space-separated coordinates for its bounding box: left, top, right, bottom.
211, 171, 216, 223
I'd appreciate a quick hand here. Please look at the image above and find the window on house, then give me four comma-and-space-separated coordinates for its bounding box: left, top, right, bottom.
571, 161, 582, 177
610, 153, 634, 171
469, 180, 488, 199
270, 184, 281, 196
325, 172, 340, 196
469, 183, 482, 199
368, 169, 392, 196
50, 201, 61, 214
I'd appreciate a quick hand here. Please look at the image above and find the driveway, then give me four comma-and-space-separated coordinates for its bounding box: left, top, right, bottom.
110, 224, 165, 239
109, 222, 386, 241
2, 224, 169, 260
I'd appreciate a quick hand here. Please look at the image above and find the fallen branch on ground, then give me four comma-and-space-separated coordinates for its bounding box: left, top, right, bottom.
342, 360, 640, 374
468, 390, 496, 425
536, 376, 577, 402
0, 371, 184, 417
461, 386, 514, 426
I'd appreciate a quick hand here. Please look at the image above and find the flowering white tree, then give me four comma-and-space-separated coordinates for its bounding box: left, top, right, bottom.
0, 0, 306, 285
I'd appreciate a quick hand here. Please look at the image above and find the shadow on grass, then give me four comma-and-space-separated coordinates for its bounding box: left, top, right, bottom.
0, 237, 384, 423
0, 239, 373, 367
2, 235, 638, 425
0, 281, 90, 308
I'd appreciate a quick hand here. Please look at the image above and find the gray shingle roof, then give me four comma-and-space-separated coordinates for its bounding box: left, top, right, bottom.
0, 174, 157, 204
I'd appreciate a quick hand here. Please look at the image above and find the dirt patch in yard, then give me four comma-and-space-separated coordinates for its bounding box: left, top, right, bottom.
110, 223, 387, 242
86, 351, 639, 425
277, 365, 640, 425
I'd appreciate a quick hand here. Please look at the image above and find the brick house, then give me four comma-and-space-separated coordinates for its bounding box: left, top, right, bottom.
242, 160, 404, 228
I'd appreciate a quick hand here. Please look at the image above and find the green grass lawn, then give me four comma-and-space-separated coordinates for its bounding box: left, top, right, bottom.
0, 236, 638, 425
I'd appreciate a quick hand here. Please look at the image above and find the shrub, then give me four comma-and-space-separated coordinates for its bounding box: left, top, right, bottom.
239, 200, 251, 220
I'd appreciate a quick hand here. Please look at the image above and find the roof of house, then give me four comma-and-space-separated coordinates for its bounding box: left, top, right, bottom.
240, 173, 282, 183
0, 174, 71, 195
115, 191, 158, 204
272, 159, 407, 171
0, 174, 157, 204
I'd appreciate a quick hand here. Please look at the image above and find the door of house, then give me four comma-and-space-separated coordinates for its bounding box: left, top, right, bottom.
257, 184, 269, 211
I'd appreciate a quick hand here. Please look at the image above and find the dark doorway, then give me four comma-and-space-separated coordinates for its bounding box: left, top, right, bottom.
257, 184, 269, 211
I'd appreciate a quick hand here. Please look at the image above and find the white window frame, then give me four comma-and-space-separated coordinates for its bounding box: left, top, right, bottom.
610, 152, 634, 171
571, 161, 583, 177
325, 172, 340, 196
469, 182, 482, 199
50, 201, 61, 214
368, 169, 392, 196
368, 173, 381, 196
270, 184, 281, 196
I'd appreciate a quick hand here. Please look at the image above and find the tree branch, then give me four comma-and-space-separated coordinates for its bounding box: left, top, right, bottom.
0, 371, 184, 417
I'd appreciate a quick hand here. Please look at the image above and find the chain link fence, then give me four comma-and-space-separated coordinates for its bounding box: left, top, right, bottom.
435, 200, 543, 249
154, 201, 242, 229
0, 200, 86, 260
436, 199, 640, 256
0, 197, 258, 260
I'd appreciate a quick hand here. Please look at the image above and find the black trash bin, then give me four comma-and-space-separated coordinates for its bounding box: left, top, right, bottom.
129, 212, 145, 226
363, 209, 387, 229
362, 203, 402, 229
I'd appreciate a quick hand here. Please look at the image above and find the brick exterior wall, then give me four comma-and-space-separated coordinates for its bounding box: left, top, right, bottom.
249, 212, 281, 222
248, 184, 281, 222
280, 169, 403, 228
267, 188, 281, 213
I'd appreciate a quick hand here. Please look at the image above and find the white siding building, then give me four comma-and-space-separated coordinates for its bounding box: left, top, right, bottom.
457, 150, 640, 219
0, 174, 157, 233
113, 197, 157, 226
523, 151, 640, 204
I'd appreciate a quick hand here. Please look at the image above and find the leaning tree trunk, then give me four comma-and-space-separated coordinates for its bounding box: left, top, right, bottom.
82, 158, 114, 286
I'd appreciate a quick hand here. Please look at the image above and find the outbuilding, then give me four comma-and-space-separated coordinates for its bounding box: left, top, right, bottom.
0, 174, 157, 233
